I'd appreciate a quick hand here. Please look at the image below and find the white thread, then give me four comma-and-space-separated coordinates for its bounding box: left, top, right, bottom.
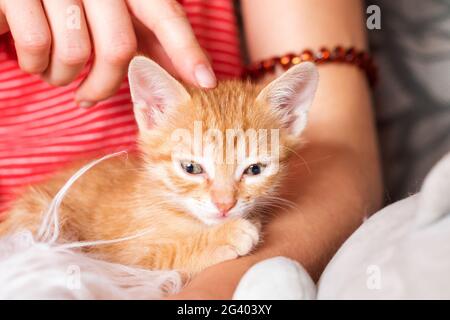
37, 151, 128, 244
59, 227, 156, 250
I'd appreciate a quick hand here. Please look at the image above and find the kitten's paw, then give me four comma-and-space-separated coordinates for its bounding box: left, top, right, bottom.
211, 245, 240, 262
211, 219, 260, 264
226, 219, 260, 256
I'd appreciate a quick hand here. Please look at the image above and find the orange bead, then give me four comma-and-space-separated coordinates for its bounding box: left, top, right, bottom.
291, 56, 302, 65
280, 53, 295, 69
300, 49, 314, 62
316, 47, 331, 63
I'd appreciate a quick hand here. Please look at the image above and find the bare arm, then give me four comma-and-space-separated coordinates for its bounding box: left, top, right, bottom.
171, 0, 383, 298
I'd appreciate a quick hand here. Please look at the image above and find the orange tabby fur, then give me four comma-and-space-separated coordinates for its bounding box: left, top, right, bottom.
0, 57, 318, 277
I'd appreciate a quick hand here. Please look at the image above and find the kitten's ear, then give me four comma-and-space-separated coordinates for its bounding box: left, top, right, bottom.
256, 62, 319, 136
128, 56, 191, 131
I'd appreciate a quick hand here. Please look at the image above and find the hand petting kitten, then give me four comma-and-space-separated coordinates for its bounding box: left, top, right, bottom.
0, 57, 318, 278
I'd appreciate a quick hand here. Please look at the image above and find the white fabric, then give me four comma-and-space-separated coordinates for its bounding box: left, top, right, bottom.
233, 256, 316, 300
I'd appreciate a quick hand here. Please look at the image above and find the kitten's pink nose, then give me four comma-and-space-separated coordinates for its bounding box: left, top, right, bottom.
211, 184, 237, 217
214, 200, 237, 217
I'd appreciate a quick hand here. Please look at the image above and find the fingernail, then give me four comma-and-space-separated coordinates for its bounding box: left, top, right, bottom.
194, 64, 216, 88
77, 101, 95, 108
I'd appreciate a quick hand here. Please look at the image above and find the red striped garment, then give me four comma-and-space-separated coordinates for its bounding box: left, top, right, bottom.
0, 0, 243, 215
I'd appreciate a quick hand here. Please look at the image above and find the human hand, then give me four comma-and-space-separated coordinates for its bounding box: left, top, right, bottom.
0, 0, 216, 107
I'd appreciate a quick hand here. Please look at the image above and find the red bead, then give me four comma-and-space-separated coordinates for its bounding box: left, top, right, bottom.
262, 58, 277, 72
356, 51, 370, 68
246, 63, 263, 79
333, 46, 346, 61
345, 47, 356, 63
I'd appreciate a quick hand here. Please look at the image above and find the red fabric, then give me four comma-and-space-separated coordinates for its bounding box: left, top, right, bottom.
0, 0, 243, 213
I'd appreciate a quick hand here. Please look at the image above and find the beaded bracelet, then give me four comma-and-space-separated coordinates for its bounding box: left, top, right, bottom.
244, 46, 378, 87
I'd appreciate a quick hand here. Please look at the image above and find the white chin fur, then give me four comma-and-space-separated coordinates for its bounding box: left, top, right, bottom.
182, 199, 248, 226
200, 216, 227, 226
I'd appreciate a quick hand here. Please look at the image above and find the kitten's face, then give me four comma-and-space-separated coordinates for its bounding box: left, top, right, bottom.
145, 87, 288, 225
129, 57, 318, 225
157, 133, 283, 225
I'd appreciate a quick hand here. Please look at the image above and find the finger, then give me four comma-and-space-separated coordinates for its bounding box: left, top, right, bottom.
0, 7, 8, 34
2, 0, 51, 73
76, 0, 137, 106
41, 0, 91, 86
127, 0, 216, 88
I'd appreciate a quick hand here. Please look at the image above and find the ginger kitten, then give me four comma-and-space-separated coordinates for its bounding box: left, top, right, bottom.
0, 57, 318, 276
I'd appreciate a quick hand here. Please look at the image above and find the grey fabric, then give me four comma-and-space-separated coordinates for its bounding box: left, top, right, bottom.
368, 0, 450, 201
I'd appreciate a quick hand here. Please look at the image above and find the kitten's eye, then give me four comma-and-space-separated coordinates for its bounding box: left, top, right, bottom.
244, 163, 266, 176
181, 161, 204, 174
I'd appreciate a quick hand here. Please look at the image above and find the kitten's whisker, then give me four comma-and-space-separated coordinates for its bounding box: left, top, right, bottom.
256, 202, 291, 213
280, 145, 312, 174
259, 196, 299, 211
